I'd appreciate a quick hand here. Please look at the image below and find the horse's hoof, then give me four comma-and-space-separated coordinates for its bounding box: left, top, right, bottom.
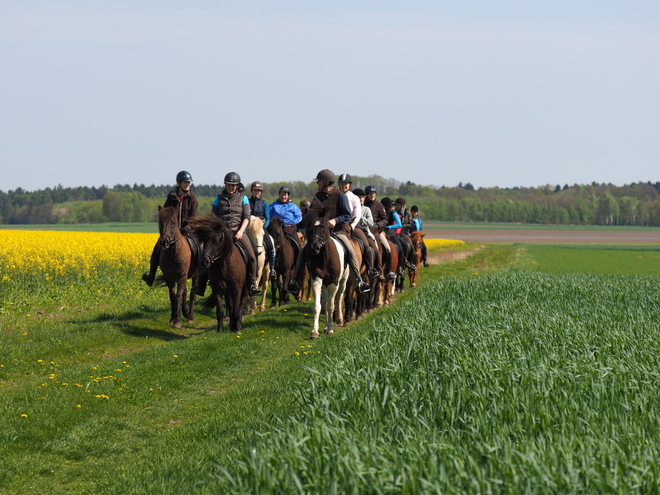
310, 331, 320, 339
171, 322, 181, 329
187, 318, 194, 324
324, 329, 334, 335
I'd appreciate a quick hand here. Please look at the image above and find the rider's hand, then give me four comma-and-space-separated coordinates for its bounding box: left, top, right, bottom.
327, 218, 337, 229
235, 230, 244, 240
284, 224, 297, 235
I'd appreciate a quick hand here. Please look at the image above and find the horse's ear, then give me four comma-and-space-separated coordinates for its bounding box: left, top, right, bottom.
421, 232, 425, 237
158, 205, 162, 211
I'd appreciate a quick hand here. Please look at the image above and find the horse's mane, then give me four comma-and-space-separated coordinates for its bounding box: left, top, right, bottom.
302, 208, 326, 233
189, 215, 234, 260
158, 206, 179, 235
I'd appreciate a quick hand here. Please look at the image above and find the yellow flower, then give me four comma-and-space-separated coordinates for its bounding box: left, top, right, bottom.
37, 359, 43, 363
173, 355, 179, 358
294, 352, 300, 355
21, 414, 28, 418
76, 404, 82, 408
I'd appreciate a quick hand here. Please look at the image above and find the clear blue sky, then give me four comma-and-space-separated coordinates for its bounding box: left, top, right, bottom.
1, 0, 658, 191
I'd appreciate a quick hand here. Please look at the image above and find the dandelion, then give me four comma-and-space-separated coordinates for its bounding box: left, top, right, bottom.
173, 355, 179, 358
37, 359, 43, 363
294, 352, 300, 355
20, 414, 28, 418
77, 404, 82, 408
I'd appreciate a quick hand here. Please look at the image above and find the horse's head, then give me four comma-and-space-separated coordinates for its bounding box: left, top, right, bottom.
158, 206, 180, 249
248, 215, 265, 255
411, 231, 425, 250
189, 215, 233, 268
267, 217, 285, 247
308, 213, 330, 255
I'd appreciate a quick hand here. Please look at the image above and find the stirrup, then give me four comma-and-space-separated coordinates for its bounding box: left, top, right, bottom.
367, 267, 379, 279
387, 271, 396, 280
269, 268, 278, 280
287, 281, 300, 294
250, 282, 262, 296
357, 281, 371, 294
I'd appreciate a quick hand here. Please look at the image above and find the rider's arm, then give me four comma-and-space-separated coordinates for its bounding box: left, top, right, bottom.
387, 211, 402, 230
263, 200, 270, 229
334, 193, 352, 226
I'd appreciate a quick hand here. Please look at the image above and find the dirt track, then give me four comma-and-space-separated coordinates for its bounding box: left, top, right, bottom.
424, 228, 660, 244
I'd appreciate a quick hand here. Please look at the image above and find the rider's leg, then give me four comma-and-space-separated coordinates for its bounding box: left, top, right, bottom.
335, 232, 370, 294
287, 244, 308, 294
264, 231, 277, 279
142, 241, 160, 286
353, 228, 378, 279
239, 235, 261, 295
378, 231, 396, 280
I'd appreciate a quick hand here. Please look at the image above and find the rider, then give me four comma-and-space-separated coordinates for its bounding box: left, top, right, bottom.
269, 185, 303, 251
249, 181, 278, 280
364, 185, 396, 280
381, 197, 414, 272
337, 174, 379, 279
211, 172, 261, 296
395, 197, 416, 270
142, 170, 198, 286
409, 205, 430, 267
287, 169, 370, 295
352, 187, 383, 280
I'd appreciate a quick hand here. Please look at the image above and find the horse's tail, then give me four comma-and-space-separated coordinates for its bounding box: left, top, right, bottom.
153, 275, 168, 287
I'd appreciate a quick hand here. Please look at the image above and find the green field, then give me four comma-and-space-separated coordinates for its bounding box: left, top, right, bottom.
2, 238, 660, 493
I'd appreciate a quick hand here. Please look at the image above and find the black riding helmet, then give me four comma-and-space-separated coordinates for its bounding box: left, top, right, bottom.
224, 172, 241, 185
338, 173, 352, 183
279, 186, 291, 194
353, 188, 365, 197
176, 170, 193, 182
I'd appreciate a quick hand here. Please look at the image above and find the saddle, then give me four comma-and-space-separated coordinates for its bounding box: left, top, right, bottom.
184, 234, 201, 268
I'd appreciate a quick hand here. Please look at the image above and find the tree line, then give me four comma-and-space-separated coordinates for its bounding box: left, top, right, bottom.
1, 178, 660, 226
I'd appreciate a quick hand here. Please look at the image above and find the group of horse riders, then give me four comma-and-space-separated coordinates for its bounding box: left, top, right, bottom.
142, 168, 429, 298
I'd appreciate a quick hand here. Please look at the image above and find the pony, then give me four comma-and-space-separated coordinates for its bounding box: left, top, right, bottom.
305, 210, 349, 339
154, 206, 198, 328
342, 225, 366, 325
192, 215, 247, 333
266, 217, 296, 308
248, 215, 270, 313
379, 235, 400, 307
408, 231, 425, 288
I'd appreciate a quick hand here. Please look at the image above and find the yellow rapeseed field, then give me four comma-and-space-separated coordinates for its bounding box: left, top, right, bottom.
424, 238, 465, 250
0, 230, 157, 281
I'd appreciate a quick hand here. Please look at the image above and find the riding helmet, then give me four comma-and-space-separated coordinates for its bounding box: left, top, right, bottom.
364, 185, 377, 194
176, 170, 193, 182
314, 169, 336, 183
338, 173, 352, 184
395, 197, 406, 205
250, 181, 264, 190
224, 172, 241, 184
381, 197, 393, 209
353, 188, 365, 197
300, 199, 311, 208
279, 186, 291, 194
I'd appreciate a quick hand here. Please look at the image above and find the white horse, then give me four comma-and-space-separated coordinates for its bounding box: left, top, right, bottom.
306, 214, 349, 339
248, 215, 270, 313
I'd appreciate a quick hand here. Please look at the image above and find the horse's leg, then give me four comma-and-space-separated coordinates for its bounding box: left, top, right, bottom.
187, 272, 198, 323
325, 284, 337, 334
310, 277, 323, 339
259, 272, 268, 312
270, 276, 278, 309
214, 291, 225, 333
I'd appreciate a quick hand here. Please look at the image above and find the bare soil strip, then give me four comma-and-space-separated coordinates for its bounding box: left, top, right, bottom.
424, 228, 660, 244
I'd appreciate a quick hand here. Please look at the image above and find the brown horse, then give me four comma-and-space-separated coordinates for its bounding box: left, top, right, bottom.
192, 215, 248, 333
155, 206, 198, 328
266, 217, 296, 308
408, 231, 425, 287
381, 237, 400, 306
342, 226, 366, 325
305, 210, 349, 339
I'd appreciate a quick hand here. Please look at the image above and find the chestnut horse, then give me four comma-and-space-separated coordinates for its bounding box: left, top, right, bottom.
192, 215, 248, 333
155, 206, 198, 328
266, 217, 296, 308
305, 210, 349, 339
408, 231, 425, 287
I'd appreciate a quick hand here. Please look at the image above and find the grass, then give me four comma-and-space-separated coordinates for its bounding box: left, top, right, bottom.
0, 234, 512, 494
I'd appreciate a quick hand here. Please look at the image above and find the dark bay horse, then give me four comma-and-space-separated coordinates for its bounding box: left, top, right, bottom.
192, 215, 248, 333
266, 217, 296, 308
342, 226, 366, 325
305, 211, 349, 339
155, 206, 198, 328
409, 231, 425, 288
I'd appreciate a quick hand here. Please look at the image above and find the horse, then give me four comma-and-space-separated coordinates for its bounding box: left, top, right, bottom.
266, 217, 296, 308
192, 215, 248, 333
305, 210, 349, 339
248, 215, 270, 313
379, 235, 400, 307
153, 206, 198, 328
408, 231, 425, 288
342, 225, 366, 325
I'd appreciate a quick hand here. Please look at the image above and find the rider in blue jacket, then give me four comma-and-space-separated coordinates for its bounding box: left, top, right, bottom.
269, 186, 303, 250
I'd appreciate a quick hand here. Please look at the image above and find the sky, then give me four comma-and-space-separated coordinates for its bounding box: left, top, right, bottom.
1, 0, 658, 191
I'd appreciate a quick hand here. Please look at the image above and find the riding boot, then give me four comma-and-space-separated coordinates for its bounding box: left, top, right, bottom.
142, 243, 160, 286
249, 278, 262, 296
288, 245, 307, 294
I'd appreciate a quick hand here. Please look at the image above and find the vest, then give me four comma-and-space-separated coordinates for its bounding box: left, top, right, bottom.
214, 192, 245, 233
249, 197, 267, 220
